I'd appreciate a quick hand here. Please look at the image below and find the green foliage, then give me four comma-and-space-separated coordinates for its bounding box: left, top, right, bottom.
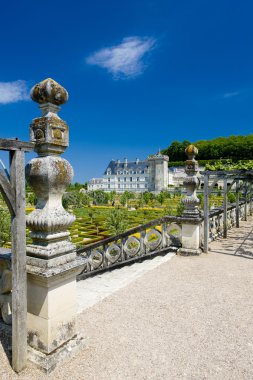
163, 135, 253, 163
157, 192, 166, 205
108, 191, 116, 202
176, 202, 184, 216
163, 205, 175, 216
197, 194, 204, 209
142, 191, 155, 205
105, 208, 129, 235
227, 192, 236, 203
0, 209, 11, 246
162, 140, 191, 161
26, 192, 36, 206
62, 191, 91, 209
120, 194, 128, 206
205, 159, 253, 171
90, 190, 109, 205
67, 182, 87, 192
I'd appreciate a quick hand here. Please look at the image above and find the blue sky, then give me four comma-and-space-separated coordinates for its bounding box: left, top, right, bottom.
0, 0, 253, 182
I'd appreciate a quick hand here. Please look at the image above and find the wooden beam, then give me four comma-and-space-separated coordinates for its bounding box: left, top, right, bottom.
208, 177, 220, 193
223, 177, 228, 238
203, 174, 209, 253
0, 139, 34, 152
9, 150, 27, 373
236, 180, 240, 228
227, 179, 236, 192
0, 171, 15, 217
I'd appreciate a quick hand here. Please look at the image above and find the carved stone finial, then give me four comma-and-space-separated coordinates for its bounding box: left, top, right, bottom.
30, 78, 68, 106
181, 144, 200, 218
185, 144, 198, 161
29, 78, 69, 155
26, 78, 76, 264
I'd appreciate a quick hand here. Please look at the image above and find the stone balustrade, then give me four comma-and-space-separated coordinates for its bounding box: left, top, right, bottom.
0, 249, 12, 325
77, 216, 183, 280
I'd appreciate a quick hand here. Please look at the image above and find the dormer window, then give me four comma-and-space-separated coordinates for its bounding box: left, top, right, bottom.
107, 169, 111, 175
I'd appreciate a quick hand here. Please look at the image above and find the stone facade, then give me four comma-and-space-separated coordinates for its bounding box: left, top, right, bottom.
87, 177, 103, 191
88, 152, 170, 193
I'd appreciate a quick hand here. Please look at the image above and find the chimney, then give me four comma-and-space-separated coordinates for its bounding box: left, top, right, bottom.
117, 159, 120, 166
124, 158, 127, 168
136, 158, 139, 164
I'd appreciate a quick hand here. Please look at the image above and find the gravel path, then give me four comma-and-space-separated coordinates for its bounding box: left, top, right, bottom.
1, 220, 253, 379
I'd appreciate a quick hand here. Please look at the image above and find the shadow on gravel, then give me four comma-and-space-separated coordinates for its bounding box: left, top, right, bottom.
0, 321, 12, 365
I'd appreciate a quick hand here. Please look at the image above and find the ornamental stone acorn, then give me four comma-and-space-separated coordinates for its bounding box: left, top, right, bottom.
181, 144, 200, 218
29, 78, 69, 155
30, 78, 68, 106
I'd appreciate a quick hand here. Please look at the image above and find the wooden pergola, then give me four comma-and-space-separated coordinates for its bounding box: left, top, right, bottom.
201, 169, 253, 253
0, 139, 34, 372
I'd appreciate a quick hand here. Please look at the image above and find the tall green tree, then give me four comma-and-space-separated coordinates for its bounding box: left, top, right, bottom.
105, 209, 128, 235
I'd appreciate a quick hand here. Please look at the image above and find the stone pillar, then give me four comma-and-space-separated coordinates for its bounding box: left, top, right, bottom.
25, 78, 85, 372
178, 145, 202, 256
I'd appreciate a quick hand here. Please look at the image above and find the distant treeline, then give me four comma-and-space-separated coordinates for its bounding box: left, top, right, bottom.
162, 135, 253, 162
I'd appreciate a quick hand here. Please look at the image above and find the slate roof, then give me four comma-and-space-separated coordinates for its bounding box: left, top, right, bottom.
104, 160, 149, 175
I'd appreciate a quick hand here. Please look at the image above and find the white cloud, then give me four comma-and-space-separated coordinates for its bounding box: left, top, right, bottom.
0, 80, 29, 104
86, 36, 156, 79
223, 91, 240, 99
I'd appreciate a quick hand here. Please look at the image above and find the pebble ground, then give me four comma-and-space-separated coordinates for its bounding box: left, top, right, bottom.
1, 219, 253, 379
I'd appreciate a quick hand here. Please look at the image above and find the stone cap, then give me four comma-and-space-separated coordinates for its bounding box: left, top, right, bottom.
185, 144, 198, 160
31, 78, 68, 106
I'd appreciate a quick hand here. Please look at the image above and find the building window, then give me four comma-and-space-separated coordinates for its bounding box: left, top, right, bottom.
137, 184, 140, 188
130, 177, 132, 182
137, 177, 139, 181
118, 184, 120, 189
124, 177, 126, 182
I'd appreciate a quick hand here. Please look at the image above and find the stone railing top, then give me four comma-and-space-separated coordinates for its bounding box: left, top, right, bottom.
77, 214, 203, 254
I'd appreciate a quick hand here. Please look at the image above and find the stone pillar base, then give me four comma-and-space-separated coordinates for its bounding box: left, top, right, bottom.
177, 247, 202, 256
27, 334, 87, 373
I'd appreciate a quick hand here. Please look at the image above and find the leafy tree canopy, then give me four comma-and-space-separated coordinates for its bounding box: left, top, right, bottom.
162, 135, 253, 162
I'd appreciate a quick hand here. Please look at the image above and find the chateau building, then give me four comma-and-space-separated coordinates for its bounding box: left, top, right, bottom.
88, 152, 170, 193
87, 178, 103, 191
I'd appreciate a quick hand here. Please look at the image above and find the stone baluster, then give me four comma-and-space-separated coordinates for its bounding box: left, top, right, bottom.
25, 78, 85, 372
178, 145, 202, 256
0, 250, 12, 325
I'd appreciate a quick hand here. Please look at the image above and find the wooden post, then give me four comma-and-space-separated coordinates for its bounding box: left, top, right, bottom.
9, 150, 27, 373
203, 174, 209, 253
250, 181, 253, 216
236, 179, 240, 228
223, 177, 228, 238
244, 181, 248, 221
162, 222, 167, 248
